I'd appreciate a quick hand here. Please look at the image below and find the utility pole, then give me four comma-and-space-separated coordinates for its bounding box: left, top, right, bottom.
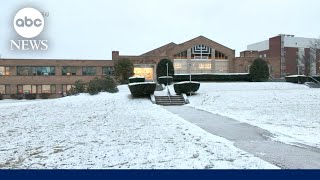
189, 63, 192, 96
166, 63, 169, 86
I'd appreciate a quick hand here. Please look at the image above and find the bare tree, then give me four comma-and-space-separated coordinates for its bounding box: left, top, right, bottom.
297, 38, 320, 76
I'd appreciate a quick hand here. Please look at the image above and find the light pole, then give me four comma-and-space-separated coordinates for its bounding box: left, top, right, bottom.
166, 63, 169, 86
189, 63, 192, 96
166, 63, 170, 96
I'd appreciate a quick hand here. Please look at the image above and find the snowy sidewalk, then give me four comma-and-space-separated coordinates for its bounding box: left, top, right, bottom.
163, 106, 320, 169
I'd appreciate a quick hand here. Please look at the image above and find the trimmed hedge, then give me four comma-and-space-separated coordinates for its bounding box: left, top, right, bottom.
128, 82, 156, 97
174, 81, 200, 95
285, 75, 310, 84
312, 76, 320, 82
39, 93, 51, 99
174, 73, 251, 82
10, 93, 24, 100
129, 77, 145, 83
25, 94, 37, 100
158, 76, 173, 85
86, 76, 119, 95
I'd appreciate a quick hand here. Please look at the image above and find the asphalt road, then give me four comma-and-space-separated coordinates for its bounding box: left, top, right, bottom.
163, 106, 320, 169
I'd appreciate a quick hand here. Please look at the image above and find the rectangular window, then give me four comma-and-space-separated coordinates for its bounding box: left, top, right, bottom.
17, 67, 33, 76
16, 85, 37, 94
62, 84, 74, 93
23, 85, 32, 94
82, 66, 96, 76
51, 85, 56, 94
0, 66, 10, 76
198, 63, 211, 69
17, 66, 55, 76
0, 85, 5, 94
17, 85, 23, 94
42, 85, 51, 93
36, 67, 55, 76
102, 66, 114, 76
62, 66, 77, 75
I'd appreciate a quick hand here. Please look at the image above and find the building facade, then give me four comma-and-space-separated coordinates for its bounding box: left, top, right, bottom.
112, 36, 235, 81
0, 59, 114, 98
244, 34, 320, 77
1, 35, 320, 98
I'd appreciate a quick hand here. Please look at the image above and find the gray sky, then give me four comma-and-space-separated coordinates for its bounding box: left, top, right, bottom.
0, 0, 319, 60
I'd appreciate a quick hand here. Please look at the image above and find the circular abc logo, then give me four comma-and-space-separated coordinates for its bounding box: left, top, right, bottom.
13, 8, 44, 38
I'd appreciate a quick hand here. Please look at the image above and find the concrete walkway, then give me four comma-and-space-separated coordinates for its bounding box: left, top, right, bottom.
163, 106, 320, 169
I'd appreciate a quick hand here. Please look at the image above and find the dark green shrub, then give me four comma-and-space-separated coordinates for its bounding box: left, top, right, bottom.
128, 82, 156, 97
156, 59, 174, 80
72, 80, 87, 94
114, 59, 134, 84
10, 93, 24, 100
25, 94, 37, 100
174, 73, 251, 82
0, 94, 3, 100
249, 58, 269, 82
129, 77, 145, 83
10, 94, 16, 99
173, 82, 200, 95
158, 76, 173, 85
67, 87, 76, 96
312, 76, 320, 82
285, 75, 310, 84
39, 93, 51, 99
87, 76, 119, 95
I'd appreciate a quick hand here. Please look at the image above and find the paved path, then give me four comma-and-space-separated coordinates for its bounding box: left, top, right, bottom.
163, 106, 320, 169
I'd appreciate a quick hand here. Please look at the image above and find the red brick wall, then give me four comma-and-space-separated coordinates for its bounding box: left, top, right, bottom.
285, 47, 298, 75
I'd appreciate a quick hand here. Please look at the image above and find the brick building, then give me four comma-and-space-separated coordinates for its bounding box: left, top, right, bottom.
0, 59, 114, 98
1, 35, 319, 98
242, 34, 320, 78
112, 36, 235, 80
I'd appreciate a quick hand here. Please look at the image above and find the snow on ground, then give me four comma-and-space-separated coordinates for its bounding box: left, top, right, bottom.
184, 82, 320, 149
0, 85, 276, 169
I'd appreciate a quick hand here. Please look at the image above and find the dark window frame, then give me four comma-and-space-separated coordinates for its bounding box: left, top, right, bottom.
82, 66, 96, 76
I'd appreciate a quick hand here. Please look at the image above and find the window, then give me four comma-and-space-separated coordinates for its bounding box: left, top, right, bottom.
102, 66, 114, 76
174, 63, 182, 69
82, 67, 96, 76
0, 66, 10, 76
17, 85, 37, 94
133, 67, 153, 80
42, 85, 51, 93
51, 85, 56, 94
62, 66, 77, 76
36, 67, 55, 76
0, 85, 5, 94
17, 66, 55, 76
62, 84, 74, 93
199, 63, 211, 69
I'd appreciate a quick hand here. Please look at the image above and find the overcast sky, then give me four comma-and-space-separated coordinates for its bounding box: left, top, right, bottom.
0, 0, 319, 60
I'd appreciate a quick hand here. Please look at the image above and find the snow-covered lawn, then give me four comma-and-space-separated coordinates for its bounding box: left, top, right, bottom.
186, 82, 320, 149
0, 85, 276, 169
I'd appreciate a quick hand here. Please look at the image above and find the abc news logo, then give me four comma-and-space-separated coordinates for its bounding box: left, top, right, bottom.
11, 7, 48, 51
